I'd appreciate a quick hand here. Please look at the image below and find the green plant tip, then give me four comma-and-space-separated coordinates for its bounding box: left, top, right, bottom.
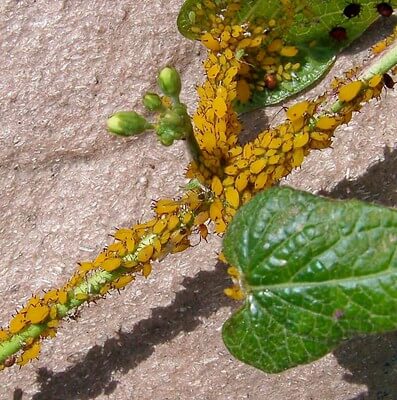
107, 111, 152, 137
143, 92, 164, 112
158, 67, 182, 98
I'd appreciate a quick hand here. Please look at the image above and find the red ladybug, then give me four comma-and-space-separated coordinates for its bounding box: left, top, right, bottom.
264, 74, 277, 90
376, 2, 393, 17
329, 26, 347, 41
343, 3, 362, 18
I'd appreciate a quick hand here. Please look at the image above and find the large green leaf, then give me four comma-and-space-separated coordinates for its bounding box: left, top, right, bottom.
178, 0, 396, 110
222, 187, 397, 373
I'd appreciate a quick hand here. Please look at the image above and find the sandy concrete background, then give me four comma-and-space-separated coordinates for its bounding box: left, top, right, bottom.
0, 1, 396, 399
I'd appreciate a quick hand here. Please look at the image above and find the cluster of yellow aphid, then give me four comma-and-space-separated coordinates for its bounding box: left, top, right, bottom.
0, 186, 213, 369
191, 0, 300, 98
1, 0, 395, 370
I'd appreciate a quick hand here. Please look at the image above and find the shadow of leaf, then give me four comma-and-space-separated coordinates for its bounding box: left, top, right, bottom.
320, 146, 397, 400
33, 263, 235, 399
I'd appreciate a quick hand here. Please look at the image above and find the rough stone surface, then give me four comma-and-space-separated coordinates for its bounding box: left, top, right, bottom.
0, 1, 396, 399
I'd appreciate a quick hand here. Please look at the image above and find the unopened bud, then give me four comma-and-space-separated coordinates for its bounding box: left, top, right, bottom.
107, 111, 152, 136
158, 67, 181, 98
143, 93, 164, 112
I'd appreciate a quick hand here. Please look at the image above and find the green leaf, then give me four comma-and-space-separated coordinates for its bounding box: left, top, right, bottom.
222, 187, 397, 373
178, 0, 396, 110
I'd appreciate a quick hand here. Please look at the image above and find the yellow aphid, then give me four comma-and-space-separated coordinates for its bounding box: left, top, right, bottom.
228, 146, 242, 158
153, 218, 168, 235
254, 171, 268, 190
368, 74, 382, 88
222, 176, 235, 187
236, 79, 251, 102
211, 175, 223, 196
125, 237, 136, 252
17, 342, 41, 366
107, 243, 127, 256
286, 101, 309, 121
268, 154, 281, 165
273, 165, 286, 180
372, 40, 387, 54
77, 261, 95, 275
0, 329, 9, 341
235, 159, 248, 169
182, 212, 193, 225
172, 240, 191, 254
280, 46, 298, 57
227, 266, 240, 278
316, 116, 339, 130
282, 140, 293, 152
267, 38, 283, 52
170, 228, 189, 245
58, 290, 68, 305
102, 258, 122, 272
47, 320, 59, 328
114, 228, 134, 241
292, 148, 305, 168
338, 81, 363, 102
311, 131, 330, 141
75, 293, 89, 301
209, 199, 223, 221
160, 231, 171, 244
200, 32, 220, 51
41, 327, 57, 338
26, 305, 50, 324
214, 218, 227, 234
137, 245, 154, 263
224, 286, 245, 301
250, 158, 267, 174
113, 275, 134, 290
224, 164, 239, 176
9, 313, 26, 334
152, 237, 162, 254
93, 251, 108, 267
269, 138, 283, 149
154, 199, 180, 215
49, 305, 57, 320
142, 263, 152, 278
194, 211, 210, 226
99, 283, 111, 296
167, 214, 180, 231
225, 187, 240, 209
235, 171, 250, 192
293, 132, 309, 148
43, 289, 59, 303
213, 96, 227, 118
207, 63, 221, 79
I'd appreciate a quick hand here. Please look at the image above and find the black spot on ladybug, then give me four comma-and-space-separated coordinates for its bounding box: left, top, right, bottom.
329, 26, 347, 41
383, 73, 395, 88
343, 3, 362, 18
376, 2, 393, 17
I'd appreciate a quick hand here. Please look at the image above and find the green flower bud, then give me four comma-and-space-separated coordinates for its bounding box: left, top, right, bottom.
158, 67, 181, 98
143, 92, 164, 112
107, 111, 152, 136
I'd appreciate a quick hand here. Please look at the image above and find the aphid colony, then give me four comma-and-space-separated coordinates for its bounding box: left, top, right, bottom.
0, 187, 214, 369
191, 0, 302, 98
1, 0, 396, 370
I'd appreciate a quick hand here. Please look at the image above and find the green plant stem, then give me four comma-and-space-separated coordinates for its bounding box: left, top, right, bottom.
331, 42, 397, 113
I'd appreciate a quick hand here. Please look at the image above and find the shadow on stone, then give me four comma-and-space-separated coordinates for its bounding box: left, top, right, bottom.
319, 146, 397, 207
33, 263, 235, 400
320, 146, 397, 400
